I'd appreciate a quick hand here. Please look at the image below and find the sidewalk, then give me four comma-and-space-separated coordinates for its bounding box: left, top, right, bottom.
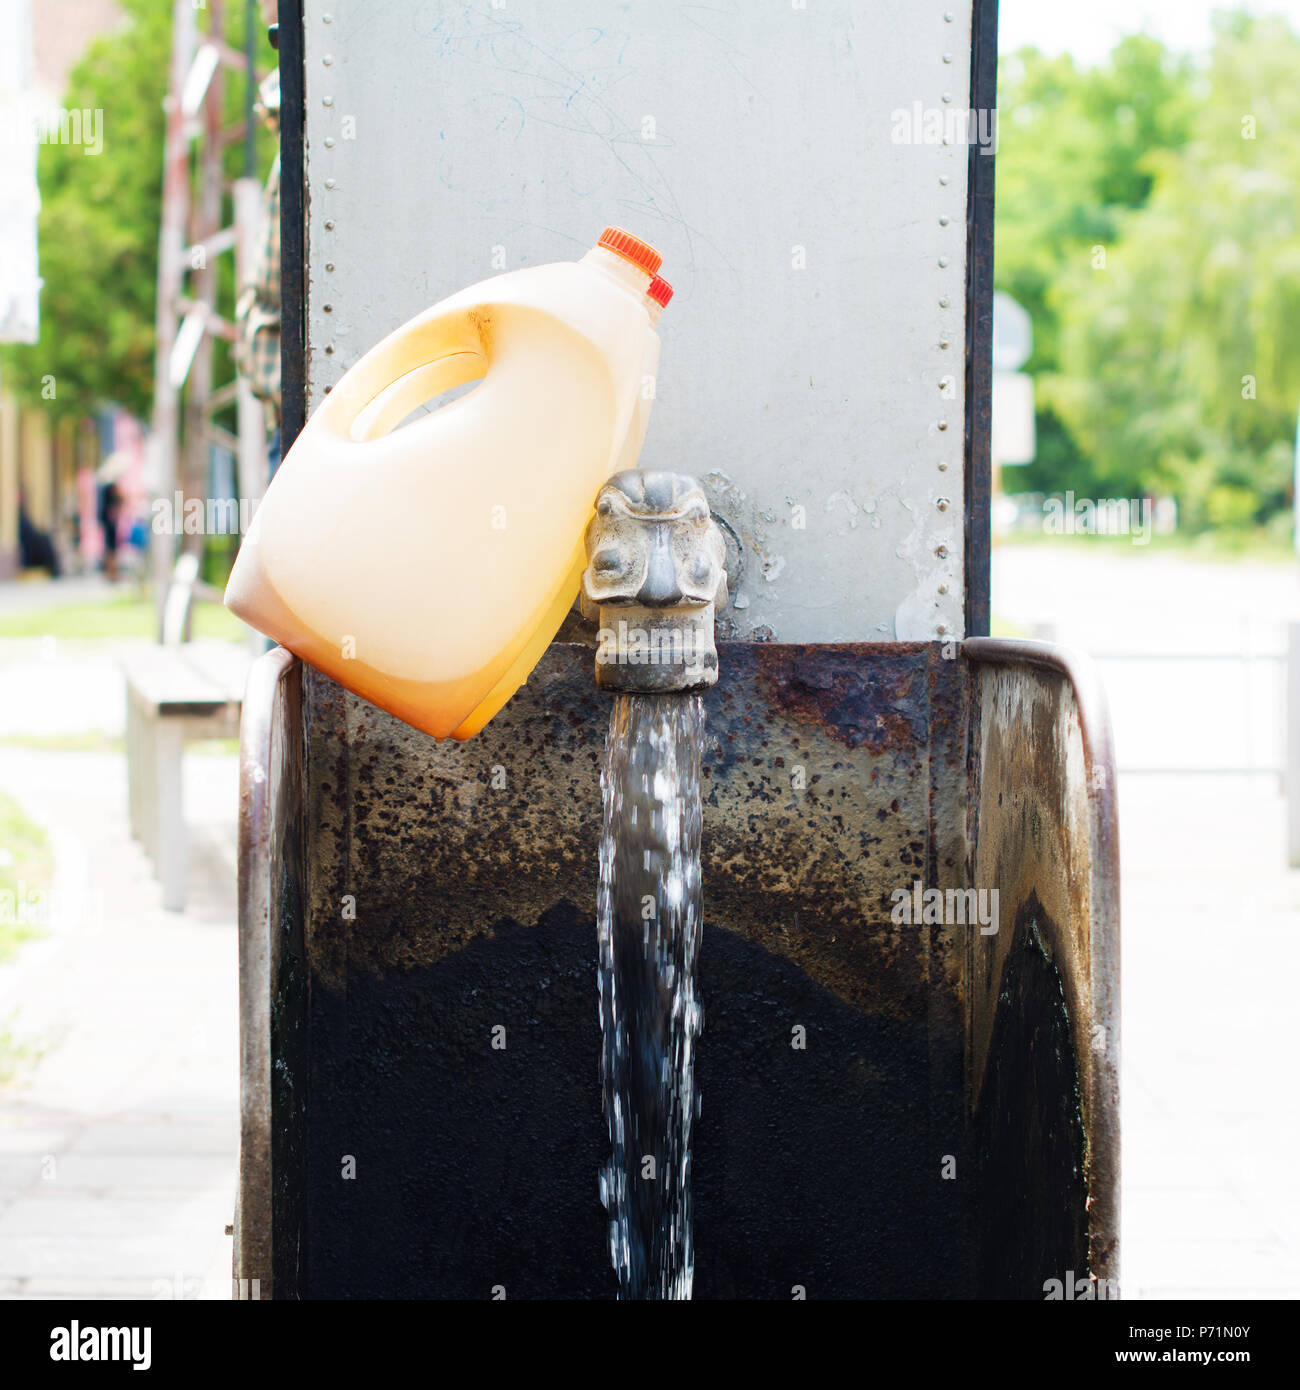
0, 574, 122, 618
0, 662, 240, 1297
995, 543, 1300, 1299
1119, 774, 1300, 1298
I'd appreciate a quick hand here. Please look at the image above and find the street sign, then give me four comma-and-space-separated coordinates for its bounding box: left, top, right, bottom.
992, 290, 1032, 372
993, 370, 1035, 465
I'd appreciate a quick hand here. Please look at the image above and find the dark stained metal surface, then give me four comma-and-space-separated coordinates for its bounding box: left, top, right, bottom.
964, 637, 1121, 1296
234, 636, 1119, 1298
294, 642, 975, 1297
233, 646, 305, 1299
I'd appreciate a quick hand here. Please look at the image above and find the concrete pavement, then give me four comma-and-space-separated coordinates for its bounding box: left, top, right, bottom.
0, 637, 239, 1299
994, 542, 1300, 1299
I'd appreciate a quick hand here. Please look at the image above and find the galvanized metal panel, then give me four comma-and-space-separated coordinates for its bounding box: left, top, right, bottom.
301, 0, 974, 640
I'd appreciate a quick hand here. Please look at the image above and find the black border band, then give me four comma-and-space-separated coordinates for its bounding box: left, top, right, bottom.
279, 0, 307, 451
964, 0, 998, 637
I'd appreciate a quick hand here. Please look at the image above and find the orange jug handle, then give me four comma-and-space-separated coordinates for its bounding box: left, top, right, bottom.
314, 300, 488, 442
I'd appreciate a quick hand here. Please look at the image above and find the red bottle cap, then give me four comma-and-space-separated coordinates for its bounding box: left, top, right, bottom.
598, 226, 663, 276
647, 275, 674, 309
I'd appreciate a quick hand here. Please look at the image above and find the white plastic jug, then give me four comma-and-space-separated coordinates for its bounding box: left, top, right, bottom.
225, 227, 669, 739
616, 272, 672, 473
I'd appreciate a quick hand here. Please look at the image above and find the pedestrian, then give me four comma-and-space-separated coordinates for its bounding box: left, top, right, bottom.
96, 453, 128, 582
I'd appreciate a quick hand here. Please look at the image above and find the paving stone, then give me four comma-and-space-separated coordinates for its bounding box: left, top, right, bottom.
0, 719, 240, 1300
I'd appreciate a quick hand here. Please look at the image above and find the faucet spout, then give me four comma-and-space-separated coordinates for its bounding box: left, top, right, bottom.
581, 469, 728, 693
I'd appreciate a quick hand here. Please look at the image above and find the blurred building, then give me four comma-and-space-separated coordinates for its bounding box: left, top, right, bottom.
0, 0, 129, 580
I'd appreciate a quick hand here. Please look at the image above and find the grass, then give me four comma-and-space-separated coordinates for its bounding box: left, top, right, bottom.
0, 790, 52, 965
0, 731, 125, 754
0, 793, 54, 1084
0, 594, 246, 642
0, 1016, 49, 1086
996, 523, 1297, 564
0, 733, 239, 756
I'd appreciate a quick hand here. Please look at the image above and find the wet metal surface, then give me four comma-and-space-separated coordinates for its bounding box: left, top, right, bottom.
294, 642, 972, 1297
236, 637, 1119, 1298
233, 648, 305, 1299
965, 637, 1121, 1294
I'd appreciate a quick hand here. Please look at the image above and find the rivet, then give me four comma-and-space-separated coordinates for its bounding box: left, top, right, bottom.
936, 497, 950, 511
937, 420, 949, 431
939, 295, 950, 308
323, 54, 334, 66
938, 461, 949, 471
939, 338, 950, 349
323, 304, 333, 313
323, 96, 334, 107
944, 10, 954, 20
324, 219, 336, 230
937, 624, 947, 635
324, 178, 336, 189
323, 11, 333, 21
325, 262, 335, 272
936, 544, 948, 558
938, 255, 949, 268
324, 137, 335, 148
939, 215, 950, 226
325, 344, 334, 355
941, 92, 952, 103
938, 584, 949, 595
943, 53, 953, 64
939, 174, 950, 185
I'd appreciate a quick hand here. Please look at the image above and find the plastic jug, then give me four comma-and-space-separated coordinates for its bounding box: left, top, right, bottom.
225, 227, 669, 740
458, 270, 673, 738
616, 272, 672, 473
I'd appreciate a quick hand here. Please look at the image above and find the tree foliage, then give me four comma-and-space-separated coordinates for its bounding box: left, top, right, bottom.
2, 1, 274, 424
997, 17, 1300, 529
2, 0, 169, 419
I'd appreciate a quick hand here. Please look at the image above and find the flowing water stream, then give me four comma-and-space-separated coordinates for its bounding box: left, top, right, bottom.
597, 693, 705, 1299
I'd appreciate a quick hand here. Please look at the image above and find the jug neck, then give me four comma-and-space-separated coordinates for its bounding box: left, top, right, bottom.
581, 244, 655, 300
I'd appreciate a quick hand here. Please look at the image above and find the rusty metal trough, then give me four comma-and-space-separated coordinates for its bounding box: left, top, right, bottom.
233, 637, 1118, 1299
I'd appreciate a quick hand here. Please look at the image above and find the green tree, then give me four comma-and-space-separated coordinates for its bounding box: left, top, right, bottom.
2, 1, 275, 424
1047, 16, 1300, 527
995, 35, 1197, 496
2, 0, 170, 419
996, 38, 1196, 379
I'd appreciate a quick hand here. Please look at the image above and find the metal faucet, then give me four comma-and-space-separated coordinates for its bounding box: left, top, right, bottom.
581, 469, 728, 693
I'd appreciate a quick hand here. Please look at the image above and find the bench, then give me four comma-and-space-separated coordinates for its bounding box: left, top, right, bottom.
121, 555, 251, 910
122, 641, 250, 911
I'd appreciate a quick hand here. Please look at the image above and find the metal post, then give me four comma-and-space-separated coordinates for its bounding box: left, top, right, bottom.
278, 0, 307, 450
150, 0, 198, 623
234, 177, 268, 509
244, 0, 257, 179
1287, 623, 1300, 865
180, 1, 226, 566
